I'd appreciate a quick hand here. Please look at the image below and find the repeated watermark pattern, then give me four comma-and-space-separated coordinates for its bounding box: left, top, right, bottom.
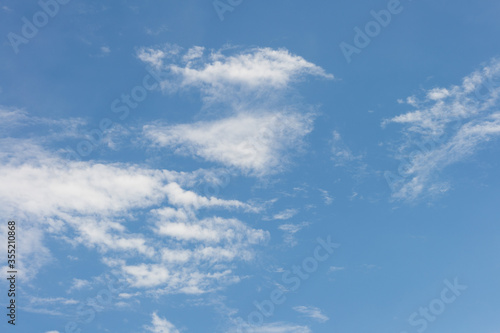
7, 0, 72, 54
338, 0, 426, 64
213, 0, 243, 21
400, 278, 467, 333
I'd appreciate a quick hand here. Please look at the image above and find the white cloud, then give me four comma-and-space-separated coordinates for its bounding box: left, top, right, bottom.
182, 46, 205, 62
329, 266, 345, 272
181, 46, 331, 86
0, 107, 29, 128
70, 217, 154, 256
162, 182, 256, 211
68, 278, 91, 292
138, 48, 167, 69
272, 208, 298, 220
123, 264, 240, 294
144, 25, 169, 36
139, 46, 331, 177
0, 44, 332, 296
319, 189, 334, 205
156, 215, 267, 245
29, 297, 79, 305
144, 111, 314, 176
385, 59, 500, 135
0, 130, 267, 292
118, 292, 141, 299
0, 161, 165, 217
384, 58, 500, 200
392, 114, 500, 200
123, 264, 171, 288
0, 107, 86, 139
0, 144, 167, 264
45, 331, 60, 333
293, 305, 329, 323
137, 45, 333, 103
331, 130, 362, 167
100, 46, 111, 56
229, 322, 311, 333
0, 226, 52, 281
145, 312, 180, 333
427, 87, 450, 100
23, 296, 79, 316
121, 207, 270, 293
278, 222, 310, 247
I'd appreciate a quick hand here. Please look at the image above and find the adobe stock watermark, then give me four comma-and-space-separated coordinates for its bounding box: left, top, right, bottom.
234, 235, 339, 332
64, 66, 167, 161
339, 0, 403, 64
7, 0, 72, 54
400, 278, 467, 333
213, 0, 243, 21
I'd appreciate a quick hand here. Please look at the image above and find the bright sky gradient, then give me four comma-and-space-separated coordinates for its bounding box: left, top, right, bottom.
1, 0, 500, 333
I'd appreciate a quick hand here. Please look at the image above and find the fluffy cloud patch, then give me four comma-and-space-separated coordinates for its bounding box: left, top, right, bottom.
137, 45, 333, 103
0, 131, 267, 292
138, 45, 331, 176
145, 312, 180, 333
67, 278, 91, 292
144, 111, 314, 176
119, 207, 270, 293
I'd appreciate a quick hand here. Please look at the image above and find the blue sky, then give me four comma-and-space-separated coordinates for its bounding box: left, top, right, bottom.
1, 0, 500, 332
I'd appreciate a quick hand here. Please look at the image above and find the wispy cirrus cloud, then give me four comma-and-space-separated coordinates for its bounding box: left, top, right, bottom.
319, 189, 334, 205
329, 266, 345, 273
331, 130, 362, 167
0, 107, 86, 139
278, 222, 310, 247
272, 208, 298, 220
293, 305, 329, 323
22, 296, 79, 317
384, 58, 500, 200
